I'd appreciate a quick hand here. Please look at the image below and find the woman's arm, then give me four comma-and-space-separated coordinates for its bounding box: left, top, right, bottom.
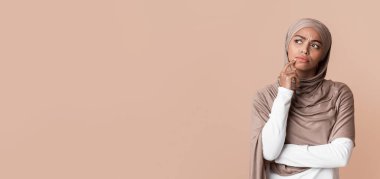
261, 86, 294, 161
274, 137, 354, 168
274, 83, 356, 168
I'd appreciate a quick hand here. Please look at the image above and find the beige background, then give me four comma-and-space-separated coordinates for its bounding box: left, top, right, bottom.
0, 0, 379, 178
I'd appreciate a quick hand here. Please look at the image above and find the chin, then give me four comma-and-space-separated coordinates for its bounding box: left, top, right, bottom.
295, 63, 311, 69
294, 64, 304, 69
294, 66, 310, 71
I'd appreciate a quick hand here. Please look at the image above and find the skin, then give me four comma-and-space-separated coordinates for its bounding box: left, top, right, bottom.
279, 27, 325, 91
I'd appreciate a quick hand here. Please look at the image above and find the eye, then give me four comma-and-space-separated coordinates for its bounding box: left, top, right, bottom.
311, 43, 320, 49
294, 39, 302, 44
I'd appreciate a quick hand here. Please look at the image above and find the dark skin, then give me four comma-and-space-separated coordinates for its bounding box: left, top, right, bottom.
279, 27, 324, 92
278, 59, 300, 92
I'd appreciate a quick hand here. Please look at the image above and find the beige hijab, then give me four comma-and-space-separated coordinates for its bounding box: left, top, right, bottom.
249, 18, 355, 179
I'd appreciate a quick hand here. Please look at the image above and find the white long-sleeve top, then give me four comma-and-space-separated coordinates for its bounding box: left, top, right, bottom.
261, 87, 354, 179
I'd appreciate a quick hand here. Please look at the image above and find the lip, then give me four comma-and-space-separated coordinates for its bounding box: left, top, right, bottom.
295, 56, 309, 63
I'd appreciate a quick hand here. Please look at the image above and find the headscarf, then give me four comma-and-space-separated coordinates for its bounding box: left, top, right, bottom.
284, 18, 332, 95
249, 18, 355, 179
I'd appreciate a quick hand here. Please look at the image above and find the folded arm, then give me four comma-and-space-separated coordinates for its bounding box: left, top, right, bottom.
261, 87, 293, 161
274, 137, 354, 168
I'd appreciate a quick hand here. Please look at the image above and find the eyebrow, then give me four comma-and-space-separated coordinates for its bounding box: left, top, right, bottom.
294, 35, 323, 45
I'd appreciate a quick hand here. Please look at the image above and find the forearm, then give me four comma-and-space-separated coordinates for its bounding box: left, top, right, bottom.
262, 87, 293, 161
275, 138, 354, 168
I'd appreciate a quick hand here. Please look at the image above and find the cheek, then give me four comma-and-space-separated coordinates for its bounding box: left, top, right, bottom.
287, 45, 298, 58
310, 50, 323, 61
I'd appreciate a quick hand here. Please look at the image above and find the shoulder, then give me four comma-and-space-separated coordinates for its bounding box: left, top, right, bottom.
250, 82, 278, 114
327, 80, 354, 96
251, 82, 278, 105
255, 82, 279, 99
326, 80, 354, 105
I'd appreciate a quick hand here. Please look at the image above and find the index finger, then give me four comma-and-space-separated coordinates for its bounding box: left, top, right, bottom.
290, 58, 297, 71
282, 59, 296, 73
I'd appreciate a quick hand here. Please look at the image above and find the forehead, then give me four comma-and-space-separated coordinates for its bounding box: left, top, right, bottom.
293, 27, 321, 40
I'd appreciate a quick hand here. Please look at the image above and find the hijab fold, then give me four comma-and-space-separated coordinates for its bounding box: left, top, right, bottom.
249, 18, 355, 179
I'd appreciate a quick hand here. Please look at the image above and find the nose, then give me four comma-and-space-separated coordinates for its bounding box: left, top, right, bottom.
300, 45, 309, 55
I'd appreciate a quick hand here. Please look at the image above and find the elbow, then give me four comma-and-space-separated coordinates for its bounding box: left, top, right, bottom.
263, 154, 278, 161
330, 138, 354, 168
336, 157, 350, 167
333, 152, 351, 167
263, 150, 280, 161
335, 147, 353, 167
261, 137, 285, 161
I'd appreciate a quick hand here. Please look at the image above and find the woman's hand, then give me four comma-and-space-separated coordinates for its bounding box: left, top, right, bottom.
278, 59, 300, 92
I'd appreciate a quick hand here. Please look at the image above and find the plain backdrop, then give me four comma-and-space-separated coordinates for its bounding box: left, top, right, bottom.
1, 0, 379, 178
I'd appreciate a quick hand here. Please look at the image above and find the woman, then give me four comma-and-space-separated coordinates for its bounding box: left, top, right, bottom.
249, 18, 355, 179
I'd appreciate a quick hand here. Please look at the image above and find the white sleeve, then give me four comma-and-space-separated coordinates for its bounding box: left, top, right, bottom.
261, 86, 294, 161
274, 137, 354, 168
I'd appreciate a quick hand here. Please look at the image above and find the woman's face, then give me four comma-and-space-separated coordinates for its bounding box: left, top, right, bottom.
287, 27, 324, 74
